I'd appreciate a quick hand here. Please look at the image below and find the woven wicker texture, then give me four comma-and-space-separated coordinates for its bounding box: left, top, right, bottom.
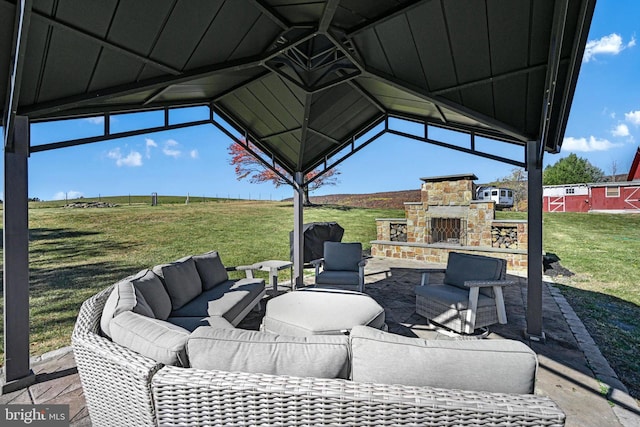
152, 366, 565, 427
417, 256, 514, 333
72, 285, 162, 427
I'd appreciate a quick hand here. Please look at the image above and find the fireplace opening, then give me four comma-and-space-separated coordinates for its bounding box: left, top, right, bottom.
430, 218, 466, 245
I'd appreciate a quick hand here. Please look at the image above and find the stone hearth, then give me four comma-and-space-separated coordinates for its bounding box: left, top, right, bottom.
371, 174, 528, 270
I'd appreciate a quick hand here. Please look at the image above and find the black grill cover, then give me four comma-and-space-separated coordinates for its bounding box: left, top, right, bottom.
290, 222, 344, 264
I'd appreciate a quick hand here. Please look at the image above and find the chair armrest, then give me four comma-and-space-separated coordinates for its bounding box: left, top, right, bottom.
463, 280, 517, 288
358, 258, 368, 267
229, 264, 257, 279
419, 269, 446, 286
309, 258, 324, 267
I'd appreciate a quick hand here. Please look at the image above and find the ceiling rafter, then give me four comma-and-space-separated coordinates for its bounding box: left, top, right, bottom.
3, 0, 32, 150
248, 0, 291, 30
537, 0, 569, 162
31, 8, 181, 75
20, 30, 318, 117
297, 93, 314, 168
346, 0, 430, 38
364, 67, 532, 142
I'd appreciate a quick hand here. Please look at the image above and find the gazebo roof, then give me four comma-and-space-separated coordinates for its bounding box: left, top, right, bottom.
2, 0, 596, 175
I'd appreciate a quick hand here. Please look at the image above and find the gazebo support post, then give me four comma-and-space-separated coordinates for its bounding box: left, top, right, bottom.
525, 139, 546, 342
2, 116, 35, 393
292, 172, 305, 289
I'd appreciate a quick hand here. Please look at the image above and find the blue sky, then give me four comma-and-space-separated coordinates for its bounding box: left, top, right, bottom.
4, 0, 640, 202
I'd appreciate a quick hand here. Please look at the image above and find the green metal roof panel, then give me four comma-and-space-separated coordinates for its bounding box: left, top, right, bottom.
2, 0, 596, 172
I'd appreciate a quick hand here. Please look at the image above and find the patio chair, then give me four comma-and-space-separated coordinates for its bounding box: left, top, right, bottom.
415, 252, 516, 334
311, 242, 367, 293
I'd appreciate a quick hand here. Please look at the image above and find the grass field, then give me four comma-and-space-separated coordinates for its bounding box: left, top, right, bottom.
0, 198, 638, 399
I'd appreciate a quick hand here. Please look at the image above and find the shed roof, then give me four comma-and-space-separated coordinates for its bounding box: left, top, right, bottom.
2, 0, 595, 176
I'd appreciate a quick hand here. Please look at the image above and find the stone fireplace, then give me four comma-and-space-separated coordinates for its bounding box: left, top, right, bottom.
372, 174, 528, 270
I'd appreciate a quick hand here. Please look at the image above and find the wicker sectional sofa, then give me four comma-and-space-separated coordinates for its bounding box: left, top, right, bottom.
73, 252, 566, 427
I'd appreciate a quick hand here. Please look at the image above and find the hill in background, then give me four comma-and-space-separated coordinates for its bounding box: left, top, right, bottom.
308, 189, 420, 210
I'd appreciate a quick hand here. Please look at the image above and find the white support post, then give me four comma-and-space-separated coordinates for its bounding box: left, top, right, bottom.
2, 116, 35, 393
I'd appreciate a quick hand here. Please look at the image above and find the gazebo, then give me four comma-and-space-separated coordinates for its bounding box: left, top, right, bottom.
1, 0, 596, 392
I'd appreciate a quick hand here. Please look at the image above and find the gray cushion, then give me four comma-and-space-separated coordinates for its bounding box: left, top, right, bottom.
323, 242, 362, 272
170, 278, 265, 323
316, 270, 360, 286
167, 315, 235, 332
153, 256, 203, 310
110, 311, 189, 366
262, 288, 385, 336
444, 252, 503, 296
350, 326, 537, 394
187, 327, 350, 379
414, 284, 496, 310
193, 250, 229, 290
131, 269, 173, 320
100, 276, 155, 338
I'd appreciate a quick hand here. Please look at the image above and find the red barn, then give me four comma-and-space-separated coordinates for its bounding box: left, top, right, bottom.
543, 148, 640, 213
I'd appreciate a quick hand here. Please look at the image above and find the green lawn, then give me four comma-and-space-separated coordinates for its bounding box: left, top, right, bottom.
1, 199, 403, 361
1, 201, 638, 399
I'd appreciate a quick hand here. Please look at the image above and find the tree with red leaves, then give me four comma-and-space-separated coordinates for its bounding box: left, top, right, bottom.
228, 141, 339, 205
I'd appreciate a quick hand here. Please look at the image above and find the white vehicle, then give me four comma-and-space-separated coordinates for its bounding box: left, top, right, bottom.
476, 186, 514, 208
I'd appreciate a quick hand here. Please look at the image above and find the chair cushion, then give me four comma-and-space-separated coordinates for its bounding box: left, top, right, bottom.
193, 250, 229, 290
316, 270, 360, 286
323, 242, 362, 272
187, 326, 350, 379
350, 326, 537, 394
100, 275, 155, 338
153, 256, 203, 310
110, 311, 189, 366
444, 252, 503, 296
169, 278, 265, 323
130, 269, 173, 320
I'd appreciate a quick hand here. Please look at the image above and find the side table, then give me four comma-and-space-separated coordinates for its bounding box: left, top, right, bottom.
249, 260, 293, 293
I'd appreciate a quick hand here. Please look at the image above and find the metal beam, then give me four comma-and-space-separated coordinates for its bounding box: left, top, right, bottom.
2, 116, 35, 394
346, 0, 430, 38
365, 67, 533, 143
31, 9, 181, 76
431, 63, 552, 96
31, 117, 212, 153
550, 0, 597, 154
319, 0, 340, 33
292, 172, 305, 288
297, 93, 313, 168
387, 129, 525, 168
3, 0, 32, 150
538, 0, 569, 154
526, 139, 545, 342
21, 30, 317, 118
248, 0, 290, 30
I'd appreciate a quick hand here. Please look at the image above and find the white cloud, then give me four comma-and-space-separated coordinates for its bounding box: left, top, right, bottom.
162, 139, 181, 158
145, 138, 158, 158
108, 147, 143, 167
53, 190, 84, 200
625, 110, 640, 126
190, 149, 199, 159
83, 117, 104, 125
583, 33, 635, 62
612, 123, 630, 137
562, 136, 623, 152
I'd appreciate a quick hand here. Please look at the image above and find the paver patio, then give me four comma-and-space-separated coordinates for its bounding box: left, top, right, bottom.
1, 257, 638, 426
